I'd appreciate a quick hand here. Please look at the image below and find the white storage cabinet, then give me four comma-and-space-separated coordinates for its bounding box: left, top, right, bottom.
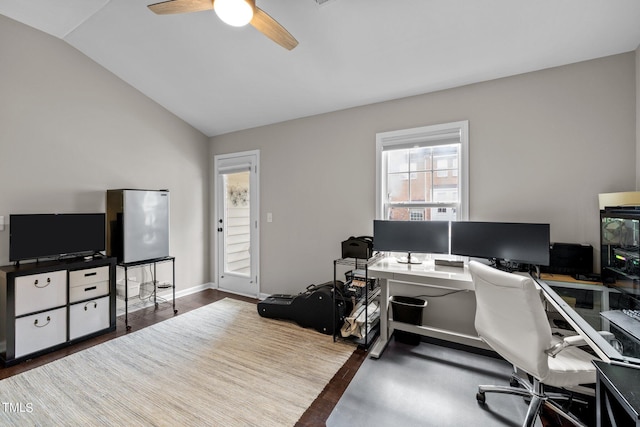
0, 258, 116, 365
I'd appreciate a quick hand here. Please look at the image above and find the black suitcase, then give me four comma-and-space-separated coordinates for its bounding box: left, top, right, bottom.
257, 282, 348, 335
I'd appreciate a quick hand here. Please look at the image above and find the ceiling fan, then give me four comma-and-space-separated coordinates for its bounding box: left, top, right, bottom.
147, 0, 298, 50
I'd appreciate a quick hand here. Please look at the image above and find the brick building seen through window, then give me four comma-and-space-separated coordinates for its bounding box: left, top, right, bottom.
386, 144, 459, 221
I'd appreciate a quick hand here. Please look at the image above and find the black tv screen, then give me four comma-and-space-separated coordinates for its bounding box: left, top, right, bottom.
10, 213, 106, 262
450, 221, 550, 265
373, 220, 450, 254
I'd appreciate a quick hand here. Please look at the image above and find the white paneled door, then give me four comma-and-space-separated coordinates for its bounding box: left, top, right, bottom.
214, 151, 259, 297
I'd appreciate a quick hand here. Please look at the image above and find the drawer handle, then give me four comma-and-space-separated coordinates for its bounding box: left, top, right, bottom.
84, 301, 98, 311
84, 286, 97, 292
34, 277, 51, 288
84, 272, 97, 277
34, 316, 51, 328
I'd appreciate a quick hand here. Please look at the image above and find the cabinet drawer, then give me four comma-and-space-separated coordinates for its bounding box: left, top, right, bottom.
69, 296, 110, 340
69, 266, 109, 287
15, 307, 67, 358
69, 266, 110, 303
15, 270, 67, 316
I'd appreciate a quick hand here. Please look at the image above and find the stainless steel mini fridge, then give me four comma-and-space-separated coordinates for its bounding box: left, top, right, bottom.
106, 189, 170, 264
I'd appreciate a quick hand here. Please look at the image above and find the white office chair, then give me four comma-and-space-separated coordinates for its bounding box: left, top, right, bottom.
469, 261, 596, 427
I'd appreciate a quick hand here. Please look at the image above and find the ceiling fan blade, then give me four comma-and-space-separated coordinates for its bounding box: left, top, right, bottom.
148, 0, 213, 15
250, 7, 298, 50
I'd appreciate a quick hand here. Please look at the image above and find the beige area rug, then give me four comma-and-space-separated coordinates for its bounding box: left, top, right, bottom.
0, 298, 355, 426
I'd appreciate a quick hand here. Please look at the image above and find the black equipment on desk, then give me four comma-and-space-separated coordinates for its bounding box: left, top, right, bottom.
257, 281, 349, 335
540, 242, 593, 276
600, 207, 640, 300
341, 236, 373, 259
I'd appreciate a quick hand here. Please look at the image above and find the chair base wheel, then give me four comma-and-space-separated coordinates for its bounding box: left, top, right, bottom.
476, 392, 486, 404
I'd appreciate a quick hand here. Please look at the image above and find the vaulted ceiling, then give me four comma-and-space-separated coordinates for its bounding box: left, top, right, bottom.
2, 0, 640, 137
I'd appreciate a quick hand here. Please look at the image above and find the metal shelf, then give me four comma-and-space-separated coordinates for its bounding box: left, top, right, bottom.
334, 252, 385, 269
333, 254, 382, 348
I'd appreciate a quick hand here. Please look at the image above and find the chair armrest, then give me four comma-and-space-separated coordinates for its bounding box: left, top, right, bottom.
545, 335, 587, 357
546, 331, 616, 357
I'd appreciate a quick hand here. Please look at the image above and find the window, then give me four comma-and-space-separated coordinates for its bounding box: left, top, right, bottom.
376, 121, 469, 222
409, 209, 425, 221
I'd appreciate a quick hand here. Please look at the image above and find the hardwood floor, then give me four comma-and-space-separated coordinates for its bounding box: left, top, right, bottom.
0, 289, 364, 425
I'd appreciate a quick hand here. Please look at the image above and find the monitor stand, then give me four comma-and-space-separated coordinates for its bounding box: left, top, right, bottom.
396, 252, 421, 264
493, 258, 516, 272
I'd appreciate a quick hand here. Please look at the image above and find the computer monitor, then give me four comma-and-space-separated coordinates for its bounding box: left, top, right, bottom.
373, 220, 449, 263
450, 221, 550, 267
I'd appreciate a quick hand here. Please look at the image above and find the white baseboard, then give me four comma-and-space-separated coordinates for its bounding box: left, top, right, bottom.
116, 282, 216, 317
211, 280, 265, 300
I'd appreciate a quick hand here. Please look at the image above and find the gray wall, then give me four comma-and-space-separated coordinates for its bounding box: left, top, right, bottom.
637, 44, 640, 190
0, 15, 210, 291
1, 13, 636, 298
211, 52, 637, 296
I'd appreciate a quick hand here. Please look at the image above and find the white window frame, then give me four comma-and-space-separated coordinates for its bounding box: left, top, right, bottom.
375, 120, 469, 221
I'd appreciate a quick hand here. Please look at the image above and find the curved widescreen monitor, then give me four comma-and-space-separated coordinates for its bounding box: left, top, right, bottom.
450, 221, 550, 266
373, 220, 450, 254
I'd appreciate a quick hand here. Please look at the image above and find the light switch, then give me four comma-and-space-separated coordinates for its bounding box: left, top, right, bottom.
0, 216, 4, 231
267, 213, 273, 223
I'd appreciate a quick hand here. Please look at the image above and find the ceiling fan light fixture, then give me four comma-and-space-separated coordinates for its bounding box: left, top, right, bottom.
214, 0, 255, 27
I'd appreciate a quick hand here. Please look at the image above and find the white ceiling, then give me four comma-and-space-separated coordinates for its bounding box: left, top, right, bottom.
2, 0, 640, 137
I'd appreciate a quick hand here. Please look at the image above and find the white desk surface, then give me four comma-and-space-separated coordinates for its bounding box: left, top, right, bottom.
369, 258, 473, 290
368, 257, 478, 358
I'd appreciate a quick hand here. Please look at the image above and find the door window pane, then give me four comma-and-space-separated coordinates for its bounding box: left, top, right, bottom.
223, 171, 251, 277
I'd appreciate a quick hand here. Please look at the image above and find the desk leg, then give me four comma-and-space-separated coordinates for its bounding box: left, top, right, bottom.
369, 277, 390, 358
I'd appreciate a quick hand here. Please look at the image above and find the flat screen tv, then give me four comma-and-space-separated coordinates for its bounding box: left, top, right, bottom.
373, 220, 450, 263
10, 213, 106, 262
450, 221, 550, 266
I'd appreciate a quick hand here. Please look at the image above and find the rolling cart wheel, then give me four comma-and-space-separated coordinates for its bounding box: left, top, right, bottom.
174, 309, 178, 314
476, 392, 486, 404
126, 325, 132, 331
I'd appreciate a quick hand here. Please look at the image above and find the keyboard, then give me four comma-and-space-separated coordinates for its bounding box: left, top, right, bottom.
601, 310, 640, 342
622, 309, 640, 321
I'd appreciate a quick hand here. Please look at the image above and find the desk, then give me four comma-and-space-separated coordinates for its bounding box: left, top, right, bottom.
594, 360, 640, 426
535, 277, 640, 426
535, 276, 640, 365
369, 258, 487, 358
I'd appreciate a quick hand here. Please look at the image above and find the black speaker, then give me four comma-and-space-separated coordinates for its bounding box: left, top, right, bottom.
541, 243, 593, 275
